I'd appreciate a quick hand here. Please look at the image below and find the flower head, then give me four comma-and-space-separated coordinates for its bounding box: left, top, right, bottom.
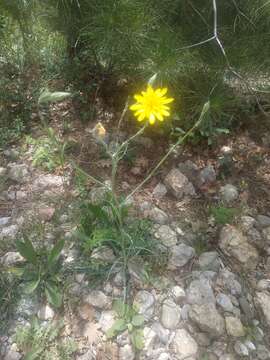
92, 122, 106, 141
130, 85, 174, 125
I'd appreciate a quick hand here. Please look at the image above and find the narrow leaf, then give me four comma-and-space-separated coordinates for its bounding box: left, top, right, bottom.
45, 282, 62, 308
48, 239, 65, 266
24, 278, 40, 294
16, 239, 37, 264
132, 314, 144, 327
38, 90, 71, 104
106, 319, 127, 339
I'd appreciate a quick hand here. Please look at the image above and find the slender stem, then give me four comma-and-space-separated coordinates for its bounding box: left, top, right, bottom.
117, 124, 147, 155
117, 97, 129, 132
125, 101, 210, 202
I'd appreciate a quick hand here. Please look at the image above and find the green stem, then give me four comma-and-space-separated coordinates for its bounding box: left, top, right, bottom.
125, 101, 210, 202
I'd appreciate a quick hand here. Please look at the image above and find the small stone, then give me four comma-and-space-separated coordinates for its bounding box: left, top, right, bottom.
255, 292, 270, 327
257, 344, 270, 360
0, 167, 7, 177
219, 225, 259, 268
4, 349, 22, 360
153, 183, 167, 199
38, 207, 55, 221
218, 269, 242, 297
168, 244, 195, 270
199, 165, 216, 185
91, 246, 115, 262
8, 164, 29, 183
164, 168, 196, 199
189, 303, 225, 337
186, 279, 215, 305
83, 290, 110, 309
257, 279, 270, 291
0, 217, 10, 227
263, 227, 270, 243
240, 216, 256, 232
1, 251, 24, 266
151, 322, 170, 344
33, 174, 64, 191
225, 316, 245, 337
178, 160, 199, 186
148, 207, 169, 225
0, 225, 19, 240
155, 225, 177, 247
37, 304, 55, 320
119, 344, 135, 360
244, 340, 256, 351
99, 310, 115, 332
216, 293, 234, 313
160, 299, 181, 329
257, 215, 270, 228
75, 273, 85, 283
234, 341, 249, 356
198, 251, 220, 272
172, 329, 198, 360
133, 291, 155, 320
220, 184, 239, 203
171, 286, 186, 303
76, 350, 95, 360
78, 303, 94, 321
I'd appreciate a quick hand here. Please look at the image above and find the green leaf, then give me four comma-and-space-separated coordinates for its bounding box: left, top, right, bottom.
24, 278, 40, 294
132, 314, 144, 327
38, 90, 71, 104
45, 282, 62, 308
8, 266, 25, 276
24, 347, 42, 360
130, 329, 144, 350
48, 239, 65, 266
106, 319, 127, 339
112, 299, 129, 318
16, 239, 37, 265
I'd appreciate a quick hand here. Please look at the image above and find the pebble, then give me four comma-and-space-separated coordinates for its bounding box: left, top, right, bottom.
133, 291, 155, 321
83, 290, 110, 309
172, 329, 198, 359
225, 316, 245, 337
37, 304, 55, 320
160, 299, 181, 329
234, 341, 249, 356
168, 244, 195, 270
154, 225, 177, 247
216, 293, 234, 313
164, 168, 196, 199
220, 184, 239, 203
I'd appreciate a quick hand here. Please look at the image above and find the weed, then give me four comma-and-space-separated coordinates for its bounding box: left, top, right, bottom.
210, 206, 239, 225
107, 299, 144, 350
12, 237, 65, 308
15, 318, 77, 360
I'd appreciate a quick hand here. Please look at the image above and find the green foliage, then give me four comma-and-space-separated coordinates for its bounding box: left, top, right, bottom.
210, 206, 239, 225
15, 317, 77, 360
0, 267, 21, 334
13, 237, 65, 307
27, 128, 68, 171
107, 299, 144, 351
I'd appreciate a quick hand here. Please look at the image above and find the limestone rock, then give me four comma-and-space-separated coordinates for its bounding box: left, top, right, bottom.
198, 251, 220, 272
153, 183, 167, 199
37, 304, 55, 320
255, 292, 270, 327
225, 316, 245, 337
8, 164, 29, 183
148, 206, 169, 225
164, 168, 195, 199
186, 279, 215, 305
168, 244, 195, 270
83, 290, 110, 309
160, 299, 181, 329
220, 184, 239, 203
172, 329, 198, 360
219, 225, 259, 268
1, 251, 24, 266
155, 225, 177, 247
189, 303, 225, 337
216, 293, 234, 313
119, 344, 135, 360
133, 290, 155, 321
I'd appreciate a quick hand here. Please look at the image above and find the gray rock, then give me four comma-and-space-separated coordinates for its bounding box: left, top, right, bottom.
247, 227, 264, 249
0, 217, 10, 227
151, 322, 170, 344
33, 174, 64, 191
37, 304, 55, 320
0, 225, 19, 240
160, 299, 181, 329
91, 246, 115, 262
257, 344, 270, 360
164, 168, 195, 199
83, 290, 110, 309
0, 167, 7, 177
240, 216, 256, 232
257, 279, 270, 291
99, 311, 115, 332
218, 269, 242, 297
4, 149, 19, 159
198, 251, 220, 272
219, 225, 259, 268
172, 328, 198, 360
148, 207, 169, 225
257, 215, 270, 228
189, 303, 225, 337
16, 295, 39, 318
4, 350, 22, 360
171, 286, 186, 303
76, 350, 95, 360
216, 293, 234, 313
255, 292, 270, 327
225, 316, 245, 337
1, 252, 24, 266
119, 344, 135, 360
219, 354, 236, 360
239, 296, 254, 322
186, 279, 215, 305
8, 164, 29, 183
220, 184, 239, 203
178, 160, 200, 186
234, 341, 249, 356
153, 183, 167, 199
168, 244, 195, 270
262, 227, 270, 243
199, 165, 216, 185
155, 225, 177, 247
133, 290, 155, 321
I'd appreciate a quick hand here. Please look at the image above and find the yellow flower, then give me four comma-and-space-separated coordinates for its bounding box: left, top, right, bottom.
130, 85, 174, 125
92, 122, 106, 141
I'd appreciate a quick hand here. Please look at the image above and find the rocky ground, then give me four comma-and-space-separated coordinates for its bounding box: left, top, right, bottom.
0, 121, 270, 360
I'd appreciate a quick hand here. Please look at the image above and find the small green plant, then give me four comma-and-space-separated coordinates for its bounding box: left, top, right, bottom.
210, 206, 238, 225
13, 237, 65, 308
107, 299, 144, 350
30, 127, 68, 171
15, 317, 76, 360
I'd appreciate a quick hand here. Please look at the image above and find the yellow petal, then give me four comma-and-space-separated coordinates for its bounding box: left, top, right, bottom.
149, 113, 155, 124
161, 109, 170, 116
156, 88, 168, 97
161, 97, 174, 104
155, 112, 164, 121
130, 103, 141, 111
138, 113, 145, 122
134, 95, 143, 102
